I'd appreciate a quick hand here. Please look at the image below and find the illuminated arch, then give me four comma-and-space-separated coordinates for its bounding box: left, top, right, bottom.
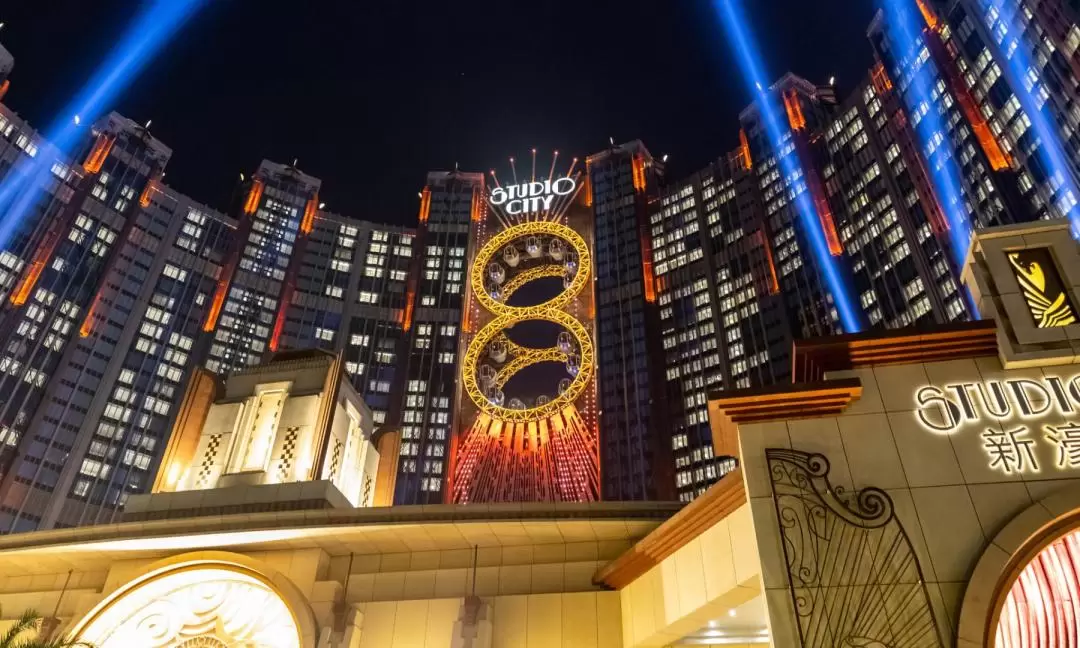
462, 220, 594, 423
958, 485, 1080, 647
469, 220, 591, 317
69, 551, 317, 648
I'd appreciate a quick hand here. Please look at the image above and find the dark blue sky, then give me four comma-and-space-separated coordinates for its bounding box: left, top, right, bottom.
1, 0, 876, 222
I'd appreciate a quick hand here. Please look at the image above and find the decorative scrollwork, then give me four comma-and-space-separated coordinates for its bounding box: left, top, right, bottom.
767, 449, 943, 648
74, 568, 300, 648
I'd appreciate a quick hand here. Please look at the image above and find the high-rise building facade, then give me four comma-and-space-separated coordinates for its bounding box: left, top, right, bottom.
588, 142, 675, 501
7, 0, 1080, 526
204, 161, 321, 375
395, 171, 479, 504
447, 161, 602, 504
923, 0, 1080, 223
0, 108, 224, 532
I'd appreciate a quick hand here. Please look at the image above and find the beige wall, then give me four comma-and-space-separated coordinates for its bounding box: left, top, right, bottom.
352, 592, 622, 648
0, 535, 637, 647
618, 504, 761, 647
738, 357, 1080, 647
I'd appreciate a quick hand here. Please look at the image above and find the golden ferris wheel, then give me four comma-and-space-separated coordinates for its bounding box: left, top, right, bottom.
451, 153, 600, 503
461, 220, 594, 423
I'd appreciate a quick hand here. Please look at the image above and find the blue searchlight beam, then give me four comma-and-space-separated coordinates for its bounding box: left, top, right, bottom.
0, 0, 208, 251
978, 0, 1080, 235
711, 0, 862, 333
878, 0, 973, 269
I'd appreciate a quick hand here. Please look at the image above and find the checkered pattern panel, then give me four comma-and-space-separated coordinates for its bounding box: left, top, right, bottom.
277, 427, 300, 481
195, 434, 222, 488
328, 438, 343, 482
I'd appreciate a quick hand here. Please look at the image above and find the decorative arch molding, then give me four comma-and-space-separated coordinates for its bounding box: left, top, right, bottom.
957, 483, 1080, 647
67, 550, 319, 648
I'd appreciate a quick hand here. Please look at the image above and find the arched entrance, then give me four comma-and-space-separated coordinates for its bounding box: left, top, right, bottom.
994, 527, 1080, 647
68, 553, 313, 648
958, 485, 1080, 647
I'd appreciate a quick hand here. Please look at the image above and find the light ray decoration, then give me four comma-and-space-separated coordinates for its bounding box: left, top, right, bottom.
976, 0, 1080, 236
711, 0, 862, 333
877, 0, 973, 269
450, 152, 600, 503
0, 0, 208, 252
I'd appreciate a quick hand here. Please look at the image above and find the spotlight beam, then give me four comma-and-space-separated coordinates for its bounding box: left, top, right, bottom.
878, 0, 972, 268
711, 0, 862, 332
980, 0, 1080, 234
0, 0, 209, 251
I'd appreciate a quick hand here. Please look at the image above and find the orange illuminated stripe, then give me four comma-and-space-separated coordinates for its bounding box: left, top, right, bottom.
783, 89, 807, 131
584, 169, 593, 207
915, 0, 939, 30
401, 286, 416, 332
738, 129, 753, 170
418, 187, 431, 224
925, 33, 1012, 171
461, 301, 473, 334
470, 187, 482, 222
9, 260, 45, 306
967, 108, 1011, 170
268, 284, 294, 352
631, 155, 647, 192
759, 231, 780, 295
641, 232, 657, 303
139, 171, 162, 208
814, 195, 843, 256
871, 63, 893, 94
300, 194, 318, 234
0, 80, 9, 102
82, 134, 115, 174
203, 278, 229, 332
80, 293, 102, 338
243, 179, 264, 215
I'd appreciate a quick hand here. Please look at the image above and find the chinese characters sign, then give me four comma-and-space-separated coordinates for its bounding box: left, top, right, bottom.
915, 377, 1080, 475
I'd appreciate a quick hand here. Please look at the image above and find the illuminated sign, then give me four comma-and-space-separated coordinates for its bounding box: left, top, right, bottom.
490, 178, 577, 215
914, 376, 1080, 475
1009, 249, 1077, 328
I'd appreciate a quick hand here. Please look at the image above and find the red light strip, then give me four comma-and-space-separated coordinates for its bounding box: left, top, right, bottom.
641, 231, 657, 303
418, 187, 431, 223
871, 62, 894, 94
915, 0, 939, 30
79, 293, 102, 338
9, 259, 45, 306
300, 195, 317, 234
631, 154, 647, 192
82, 134, 115, 174
924, 29, 1012, 171
243, 179, 264, 215
759, 230, 780, 295
139, 171, 162, 208
783, 89, 807, 131
738, 129, 753, 170
401, 286, 415, 332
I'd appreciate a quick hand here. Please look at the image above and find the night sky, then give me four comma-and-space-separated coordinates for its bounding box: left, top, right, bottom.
2, 0, 876, 224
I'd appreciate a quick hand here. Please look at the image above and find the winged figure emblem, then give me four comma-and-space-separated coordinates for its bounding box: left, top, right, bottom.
1008, 252, 1077, 328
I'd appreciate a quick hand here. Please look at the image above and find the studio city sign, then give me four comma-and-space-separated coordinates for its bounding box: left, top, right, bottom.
490, 178, 577, 215
914, 375, 1080, 434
